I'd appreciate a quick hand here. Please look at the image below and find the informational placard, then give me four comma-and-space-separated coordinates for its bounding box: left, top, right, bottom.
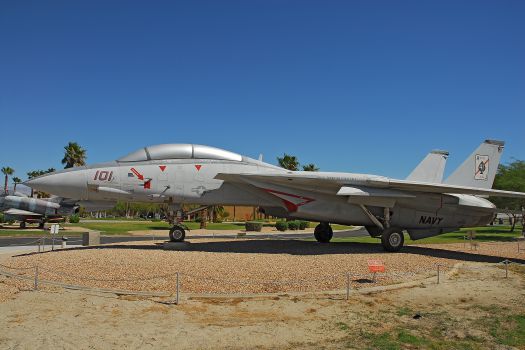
367, 259, 385, 273
50, 224, 60, 235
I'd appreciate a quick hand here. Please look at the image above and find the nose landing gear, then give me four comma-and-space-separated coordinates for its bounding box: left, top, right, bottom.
169, 225, 186, 242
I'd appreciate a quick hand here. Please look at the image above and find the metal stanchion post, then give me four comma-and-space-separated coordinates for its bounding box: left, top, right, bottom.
437, 264, 440, 284
176, 272, 179, 304
34, 266, 39, 291
505, 261, 508, 278
346, 273, 350, 300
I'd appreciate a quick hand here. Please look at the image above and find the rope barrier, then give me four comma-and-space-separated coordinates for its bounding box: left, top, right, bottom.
0, 258, 521, 298
6, 238, 44, 247
0, 269, 170, 297
0, 263, 36, 270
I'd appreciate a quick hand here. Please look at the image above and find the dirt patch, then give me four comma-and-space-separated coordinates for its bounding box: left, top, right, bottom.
0, 262, 524, 349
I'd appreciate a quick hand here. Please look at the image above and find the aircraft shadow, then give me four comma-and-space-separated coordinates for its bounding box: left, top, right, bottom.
17, 239, 525, 265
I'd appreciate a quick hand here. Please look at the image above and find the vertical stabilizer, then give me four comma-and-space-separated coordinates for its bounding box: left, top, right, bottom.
445, 140, 504, 189
406, 150, 449, 183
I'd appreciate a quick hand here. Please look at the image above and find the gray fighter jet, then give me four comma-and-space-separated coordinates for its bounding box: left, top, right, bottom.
25, 140, 525, 251
0, 194, 115, 228
0, 194, 76, 228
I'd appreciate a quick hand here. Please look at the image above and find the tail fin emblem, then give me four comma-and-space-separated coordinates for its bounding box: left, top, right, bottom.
475, 155, 489, 180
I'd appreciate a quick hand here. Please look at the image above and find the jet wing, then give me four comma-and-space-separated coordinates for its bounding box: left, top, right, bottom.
215, 172, 525, 198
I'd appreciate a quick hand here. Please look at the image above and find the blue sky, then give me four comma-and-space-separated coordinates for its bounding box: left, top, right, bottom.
1, 0, 524, 184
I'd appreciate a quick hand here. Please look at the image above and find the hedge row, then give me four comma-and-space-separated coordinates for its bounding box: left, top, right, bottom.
275, 220, 310, 231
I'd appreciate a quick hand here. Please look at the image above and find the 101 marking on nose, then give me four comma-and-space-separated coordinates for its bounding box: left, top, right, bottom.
94, 170, 113, 181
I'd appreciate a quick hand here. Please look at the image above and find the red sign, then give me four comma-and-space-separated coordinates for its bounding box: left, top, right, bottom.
195, 165, 202, 171
159, 165, 166, 172
367, 259, 385, 273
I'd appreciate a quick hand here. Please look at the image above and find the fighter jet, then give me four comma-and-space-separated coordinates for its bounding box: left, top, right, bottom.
0, 193, 115, 228
25, 140, 525, 251
0, 194, 75, 228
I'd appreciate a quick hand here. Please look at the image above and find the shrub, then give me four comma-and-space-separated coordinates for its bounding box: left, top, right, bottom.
245, 221, 263, 232
69, 214, 80, 223
275, 221, 288, 231
288, 221, 299, 230
299, 221, 310, 230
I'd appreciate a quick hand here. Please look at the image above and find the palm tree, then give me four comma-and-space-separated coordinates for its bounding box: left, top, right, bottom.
27, 170, 44, 197
12, 177, 22, 193
277, 154, 300, 171
61, 142, 87, 168
1, 167, 14, 194
302, 163, 320, 171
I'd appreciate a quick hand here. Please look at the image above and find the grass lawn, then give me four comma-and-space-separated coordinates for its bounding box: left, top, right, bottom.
329, 225, 524, 245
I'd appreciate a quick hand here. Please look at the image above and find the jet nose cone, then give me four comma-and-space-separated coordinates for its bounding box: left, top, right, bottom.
24, 170, 87, 199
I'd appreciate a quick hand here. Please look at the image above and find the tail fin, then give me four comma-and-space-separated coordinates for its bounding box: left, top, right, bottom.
445, 140, 504, 189
406, 150, 449, 183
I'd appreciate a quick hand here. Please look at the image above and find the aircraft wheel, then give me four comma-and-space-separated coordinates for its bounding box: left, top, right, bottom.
169, 225, 186, 242
314, 222, 333, 243
20, 222, 26, 229
381, 227, 404, 252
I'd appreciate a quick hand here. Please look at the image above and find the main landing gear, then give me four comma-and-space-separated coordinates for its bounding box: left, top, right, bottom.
380, 227, 404, 252
314, 222, 333, 243
360, 204, 405, 252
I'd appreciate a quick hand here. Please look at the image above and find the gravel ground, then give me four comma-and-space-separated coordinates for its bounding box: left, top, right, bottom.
1, 239, 523, 294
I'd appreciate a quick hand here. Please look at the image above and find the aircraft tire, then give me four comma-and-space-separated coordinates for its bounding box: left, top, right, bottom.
381, 228, 404, 252
314, 223, 333, 243
169, 225, 186, 242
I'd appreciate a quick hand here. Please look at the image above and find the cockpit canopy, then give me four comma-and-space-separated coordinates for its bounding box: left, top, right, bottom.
117, 144, 243, 162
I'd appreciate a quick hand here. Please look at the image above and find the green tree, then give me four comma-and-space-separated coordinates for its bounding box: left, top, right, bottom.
12, 177, 22, 193
277, 154, 299, 171
1, 167, 14, 194
302, 163, 320, 171
61, 142, 87, 168
492, 160, 525, 232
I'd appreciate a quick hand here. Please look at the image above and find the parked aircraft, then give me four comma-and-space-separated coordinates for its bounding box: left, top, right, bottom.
25, 140, 525, 251
0, 193, 114, 228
